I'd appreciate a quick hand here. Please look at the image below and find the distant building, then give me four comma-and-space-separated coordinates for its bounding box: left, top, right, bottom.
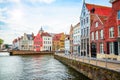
65, 35, 70, 55
53, 33, 65, 51
69, 25, 74, 54
41, 32, 52, 51
19, 33, 34, 50
73, 22, 80, 55
34, 33, 43, 51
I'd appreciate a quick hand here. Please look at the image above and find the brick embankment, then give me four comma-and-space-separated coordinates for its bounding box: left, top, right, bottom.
54, 54, 120, 80
9, 50, 54, 55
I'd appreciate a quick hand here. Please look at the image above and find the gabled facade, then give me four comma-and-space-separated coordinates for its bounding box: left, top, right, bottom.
69, 25, 74, 54
80, 1, 111, 57
90, 14, 108, 58
104, 0, 120, 60
73, 22, 80, 55
65, 35, 70, 55
34, 33, 43, 51
19, 33, 34, 50
41, 32, 52, 51
53, 33, 65, 51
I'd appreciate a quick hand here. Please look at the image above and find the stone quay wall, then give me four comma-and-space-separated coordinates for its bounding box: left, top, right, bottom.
9, 50, 54, 55
54, 54, 120, 80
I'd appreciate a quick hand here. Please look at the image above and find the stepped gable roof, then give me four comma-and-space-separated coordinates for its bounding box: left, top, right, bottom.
41, 32, 51, 37
86, 3, 112, 16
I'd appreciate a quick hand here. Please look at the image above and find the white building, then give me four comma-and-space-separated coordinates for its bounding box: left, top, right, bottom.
73, 22, 80, 55
80, 0, 91, 57
41, 32, 52, 51
19, 33, 34, 50
65, 36, 70, 55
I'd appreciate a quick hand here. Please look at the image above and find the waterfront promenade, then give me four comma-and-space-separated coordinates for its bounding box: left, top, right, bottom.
56, 53, 120, 72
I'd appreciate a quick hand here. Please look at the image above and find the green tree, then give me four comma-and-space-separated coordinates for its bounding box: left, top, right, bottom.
0, 38, 4, 45
0, 38, 4, 49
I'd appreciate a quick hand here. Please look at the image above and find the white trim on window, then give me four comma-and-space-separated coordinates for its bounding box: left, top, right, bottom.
100, 43, 104, 54
100, 30, 103, 39
118, 25, 120, 37
109, 42, 114, 54
118, 42, 120, 55
95, 22, 98, 27
109, 27, 114, 38
96, 31, 98, 40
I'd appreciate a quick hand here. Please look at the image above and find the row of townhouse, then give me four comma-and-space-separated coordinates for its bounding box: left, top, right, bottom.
13, 27, 52, 51
13, 27, 66, 52
67, 0, 120, 60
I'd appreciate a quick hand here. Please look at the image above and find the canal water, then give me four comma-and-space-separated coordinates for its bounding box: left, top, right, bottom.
0, 54, 90, 80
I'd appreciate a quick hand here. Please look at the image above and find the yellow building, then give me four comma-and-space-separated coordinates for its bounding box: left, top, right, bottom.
53, 33, 65, 51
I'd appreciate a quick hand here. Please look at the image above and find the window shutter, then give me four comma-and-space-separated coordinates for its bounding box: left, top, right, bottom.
114, 42, 118, 55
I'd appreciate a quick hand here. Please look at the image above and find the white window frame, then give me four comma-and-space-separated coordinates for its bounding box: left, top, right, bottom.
96, 31, 98, 40
95, 22, 98, 27
109, 27, 114, 38
91, 32, 94, 40
100, 43, 104, 54
100, 30, 103, 39
109, 42, 114, 54
118, 42, 120, 55
118, 25, 120, 37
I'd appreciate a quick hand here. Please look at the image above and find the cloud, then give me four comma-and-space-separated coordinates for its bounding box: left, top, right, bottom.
28, 0, 56, 4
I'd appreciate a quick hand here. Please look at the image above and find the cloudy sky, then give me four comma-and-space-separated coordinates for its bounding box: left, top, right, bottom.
0, 0, 111, 44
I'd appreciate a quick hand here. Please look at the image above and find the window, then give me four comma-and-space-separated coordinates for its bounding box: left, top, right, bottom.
100, 30, 103, 39
87, 27, 89, 36
118, 10, 120, 19
100, 43, 104, 54
119, 26, 120, 37
109, 27, 114, 38
81, 29, 83, 36
84, 28, 86, 36
119, 42, 120, 55
81, 20, 83, 26
91, 32, 94, 40
109, 42, 114, 54
96, 31, 98, 40
84, 19, 85, 25
86, 17, 89, 23
95, 22, 98, 27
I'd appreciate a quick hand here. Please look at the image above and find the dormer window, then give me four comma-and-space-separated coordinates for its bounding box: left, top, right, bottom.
95, 22, 98, 27
118, 10, 120, 20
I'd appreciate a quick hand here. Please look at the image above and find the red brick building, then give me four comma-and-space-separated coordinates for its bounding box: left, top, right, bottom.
104, 0, 120, 60
90, 14, 108, 58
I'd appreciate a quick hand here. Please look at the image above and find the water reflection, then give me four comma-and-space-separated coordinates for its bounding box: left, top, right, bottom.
0, 55, 90, 80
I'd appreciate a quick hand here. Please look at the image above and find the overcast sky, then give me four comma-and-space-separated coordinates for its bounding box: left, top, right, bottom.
0, 0, 111, 44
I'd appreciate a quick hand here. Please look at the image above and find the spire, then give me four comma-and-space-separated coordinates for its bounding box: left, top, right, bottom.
38, 26, 44, 34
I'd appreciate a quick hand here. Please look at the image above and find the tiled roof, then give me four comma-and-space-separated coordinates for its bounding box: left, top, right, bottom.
41, 32, 51, 37
86, 3, 112, 16
53, 33, 63, 41
27, 34, 33, 40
